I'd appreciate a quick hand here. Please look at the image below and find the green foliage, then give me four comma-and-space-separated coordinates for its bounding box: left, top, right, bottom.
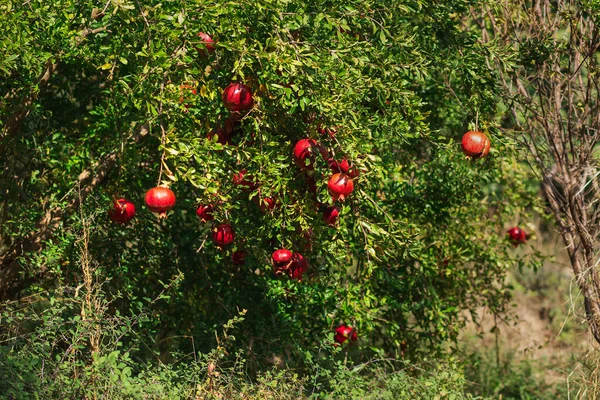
0, 0, 540, 396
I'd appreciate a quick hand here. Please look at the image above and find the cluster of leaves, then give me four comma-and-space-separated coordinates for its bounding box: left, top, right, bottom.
0, 0, 540, 384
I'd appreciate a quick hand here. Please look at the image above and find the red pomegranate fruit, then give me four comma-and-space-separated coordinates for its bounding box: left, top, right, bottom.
232, 250, 247, 265
293, 138, 328, 170
334, 324, 358, 345
196, 204, 214, 222
507, 227, 527, 246
145, 187, 176, 218
272, 249, 293, 273
327, 173, 354, 202
290, 253, 308, 281
212, 223, 235, 246
222, 83, 254, 112
232, 169, 257, 190
108, 198, 136, 224
196, 32, 216, 53
259, 197, 276, 213
323, 206, 340, 226
461, 131, 491, 158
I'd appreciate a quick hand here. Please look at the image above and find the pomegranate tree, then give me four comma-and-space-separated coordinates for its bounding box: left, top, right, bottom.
327, 173, 354, 201
461, 131, 491, 158
222, 83, 254, 112
196, 204, 214, 222
144, 187, 176, 218
108, 198, 136, 224
334, 324, 358, 345
507, 227, 527, 246
212, 223, 235, 247
293, 138, 328, 170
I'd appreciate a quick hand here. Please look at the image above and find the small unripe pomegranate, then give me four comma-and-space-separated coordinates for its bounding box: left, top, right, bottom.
293, 138, 328, 170
232, 250, 247, 265
323, 206, 340, 226
222, 83, 254, 112
212, 223, 235, 246
232, 169, 257, 190
108, 198, 136, 224
461, 131, 491, 158
290, 253, 308, 281
507, 227, 527, 246
334, 324, 357, 345
196, 204, 214, 222
272, 249, 293, 273
145, 187, 176, 218
196, 32, 216, 53
327, 173, 354, 202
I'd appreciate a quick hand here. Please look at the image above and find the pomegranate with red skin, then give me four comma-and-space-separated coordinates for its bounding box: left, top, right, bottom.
289, 253, 308, 281
461, 131, 491, 158
108, 198, 136, 224
145, 187, 176, 218
232, 250, 247, 265
207, 127, 231, 145
327, 173, 354, 202
212, 223, 235, 246
196, 204, 214, 222
196, 32, 216, 53
334, 324, 358, 345
259, 197, 277, 213
222, 83, 254, 112
323, 206, 340, 226
232, 169, 257, 190
272, 249, 293, 274
293, 138, 328, 170
507, 227, 527, 246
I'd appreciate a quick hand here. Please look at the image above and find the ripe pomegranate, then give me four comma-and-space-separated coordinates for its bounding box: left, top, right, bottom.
232, 250, 247, 265
259, 197, 277, 213
323, 206, 340, 226
196, 204, 214, 222
334, 324, 358, 345
293, 138, 328, 170
145, 187, 176, 218
108, 198, 136, 224
232, 169, 257, 190
327, 173, 354, 202
507, 227, 527, 246
289, 253, 308, 281
461, 131, 491, 158
196, 32, 216, 53
207, 127, 231, 145
212, 223, 235, 246
272, 249, 293, 273
222, 83, 254, 112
